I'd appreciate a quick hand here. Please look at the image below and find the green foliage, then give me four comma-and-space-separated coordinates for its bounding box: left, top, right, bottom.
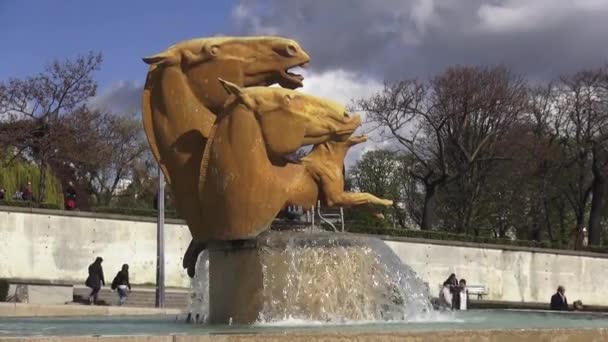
0, 156, 63, 208
0, 279, 8, 302
348, 149, 404, 202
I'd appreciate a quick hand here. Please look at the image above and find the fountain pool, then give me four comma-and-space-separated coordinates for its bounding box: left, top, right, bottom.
1, 310, 608, 337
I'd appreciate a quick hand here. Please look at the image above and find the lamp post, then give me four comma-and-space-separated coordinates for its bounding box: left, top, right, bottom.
155, 164, 165, 308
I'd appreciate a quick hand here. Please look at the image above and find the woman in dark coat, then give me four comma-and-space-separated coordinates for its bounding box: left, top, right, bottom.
85, 257, 105, 304
112, 264, 132, 306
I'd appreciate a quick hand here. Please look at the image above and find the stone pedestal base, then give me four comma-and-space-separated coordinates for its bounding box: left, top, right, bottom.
205, 231, 431, 325
208, 240, 263, 324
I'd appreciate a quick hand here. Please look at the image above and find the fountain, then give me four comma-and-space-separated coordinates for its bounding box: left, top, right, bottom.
140, 35, 400, 324
2, 36, 608, 341
189, 231, 433, 324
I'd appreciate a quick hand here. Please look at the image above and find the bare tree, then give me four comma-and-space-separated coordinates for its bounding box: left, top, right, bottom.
358, 65, 527, 230
0, 52, 102, 202
553, 68, 608, 246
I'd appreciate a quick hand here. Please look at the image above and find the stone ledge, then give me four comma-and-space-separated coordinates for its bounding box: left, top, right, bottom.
5, 278, 74, 287
0, 302, 183, 317
0, 205, 187, 225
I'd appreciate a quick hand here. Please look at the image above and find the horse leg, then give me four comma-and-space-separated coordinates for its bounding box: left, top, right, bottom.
327, 191, 393, 208
315, 171, 392, 207
183, 240, 207, 278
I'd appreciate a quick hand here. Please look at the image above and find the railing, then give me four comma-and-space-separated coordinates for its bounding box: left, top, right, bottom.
313, 201, 344, 233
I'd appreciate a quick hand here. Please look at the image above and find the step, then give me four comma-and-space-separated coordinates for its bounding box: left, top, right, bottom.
73, 287, 191, 309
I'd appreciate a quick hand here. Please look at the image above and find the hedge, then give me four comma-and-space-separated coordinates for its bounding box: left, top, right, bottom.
345, 223, 608, 254
0, 200, 61, 210
90, 206, 180, 219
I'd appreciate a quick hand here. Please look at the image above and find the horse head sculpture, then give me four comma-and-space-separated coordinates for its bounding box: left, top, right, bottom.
196, 79, 362, 241
142, 36, 394, 277
142, 36, 310, 236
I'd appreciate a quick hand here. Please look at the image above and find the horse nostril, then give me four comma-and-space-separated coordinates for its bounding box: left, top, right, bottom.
286, 44, 298, 56
343, 112, 350, 118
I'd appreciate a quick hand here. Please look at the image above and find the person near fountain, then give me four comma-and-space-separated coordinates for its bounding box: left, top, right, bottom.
85, 257, 105, 305
456, 279, 468, 310
439, 274, 458, 309
111, 264, 131, 306
550, 285, 568, 311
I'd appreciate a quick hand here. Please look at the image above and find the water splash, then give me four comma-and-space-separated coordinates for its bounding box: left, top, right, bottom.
188, 250, 209, 323
188, 231, 433, 324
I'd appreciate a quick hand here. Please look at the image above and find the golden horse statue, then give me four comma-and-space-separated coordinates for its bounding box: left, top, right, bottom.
141, 36, 393, 276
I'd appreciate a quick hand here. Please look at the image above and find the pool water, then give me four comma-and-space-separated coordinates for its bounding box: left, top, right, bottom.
1, 310, 608, 337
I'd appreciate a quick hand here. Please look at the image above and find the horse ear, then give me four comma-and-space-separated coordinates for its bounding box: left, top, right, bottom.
218, 78, 256, 109
142, 51, 176, 65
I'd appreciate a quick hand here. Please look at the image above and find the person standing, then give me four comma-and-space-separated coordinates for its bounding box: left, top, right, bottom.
21, 182, 33, 201
85, 257, 105, 305
65, 182, 77, 210
457, 279, 468, 310
0, 188, 5, 200
550, 285, 568, 311
439, 274, 458, 310
111, 264, 132, 306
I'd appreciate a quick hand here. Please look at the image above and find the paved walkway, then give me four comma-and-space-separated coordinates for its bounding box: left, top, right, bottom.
0, 302, 183, 317
73, 286, 190, 309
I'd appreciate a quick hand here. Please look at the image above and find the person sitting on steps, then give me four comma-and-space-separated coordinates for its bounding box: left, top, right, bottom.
550, 285, 568, 311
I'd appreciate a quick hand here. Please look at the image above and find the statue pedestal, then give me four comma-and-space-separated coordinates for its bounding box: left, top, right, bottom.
208, 240, 264, 324
205, 231, 431, 324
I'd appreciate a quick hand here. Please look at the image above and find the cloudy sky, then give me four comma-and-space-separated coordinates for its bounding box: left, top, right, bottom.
2, 0, 608, 165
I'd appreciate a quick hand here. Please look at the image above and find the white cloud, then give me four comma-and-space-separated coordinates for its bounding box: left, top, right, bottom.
233, 0, 608, 80
90, 70, 385, 167
297, 69, 386, 168
89, 80, 142, 115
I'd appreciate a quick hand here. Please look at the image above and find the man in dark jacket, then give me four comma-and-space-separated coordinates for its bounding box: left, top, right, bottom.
550, 285, 568, 311
85, 257, 105, 305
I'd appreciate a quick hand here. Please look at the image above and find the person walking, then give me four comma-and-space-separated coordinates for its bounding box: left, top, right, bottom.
111, 264, 132, 306
85, 257, 105, 305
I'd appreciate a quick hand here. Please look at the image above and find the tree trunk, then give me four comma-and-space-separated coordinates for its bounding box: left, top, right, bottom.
38, 160, 47, 203
588, 180, 606, 246
588, 147, 607, 246
574, 215, 586, 250
420, 183, 436, 230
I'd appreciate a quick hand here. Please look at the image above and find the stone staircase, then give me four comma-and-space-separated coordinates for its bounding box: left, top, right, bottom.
73, 286, 190, 309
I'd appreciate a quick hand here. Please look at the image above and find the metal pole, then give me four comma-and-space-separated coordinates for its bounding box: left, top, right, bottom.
155, 164, 165, 308
311, 206, 315, 232
340, 207, 345, 232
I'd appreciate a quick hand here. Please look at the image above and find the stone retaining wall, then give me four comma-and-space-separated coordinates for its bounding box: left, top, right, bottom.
1, 207, 607, 304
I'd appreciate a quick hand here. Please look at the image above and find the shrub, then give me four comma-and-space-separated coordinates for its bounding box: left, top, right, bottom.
0, 200, 60, 210
90, 206, 180, 219
343, 222, 607, 252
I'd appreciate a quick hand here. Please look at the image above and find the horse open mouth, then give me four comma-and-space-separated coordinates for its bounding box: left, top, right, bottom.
278, 62, 308, 89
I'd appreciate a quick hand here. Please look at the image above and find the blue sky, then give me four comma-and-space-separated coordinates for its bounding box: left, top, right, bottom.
2, 0, 608, 166
0, 0, 235, 89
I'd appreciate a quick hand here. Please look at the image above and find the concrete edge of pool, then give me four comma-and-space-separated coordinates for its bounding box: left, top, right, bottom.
0, 303, 183, 317
1, 328, 608, 341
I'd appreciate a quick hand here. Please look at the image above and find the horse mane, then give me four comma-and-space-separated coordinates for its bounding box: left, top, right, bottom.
141, 63, 217, 185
